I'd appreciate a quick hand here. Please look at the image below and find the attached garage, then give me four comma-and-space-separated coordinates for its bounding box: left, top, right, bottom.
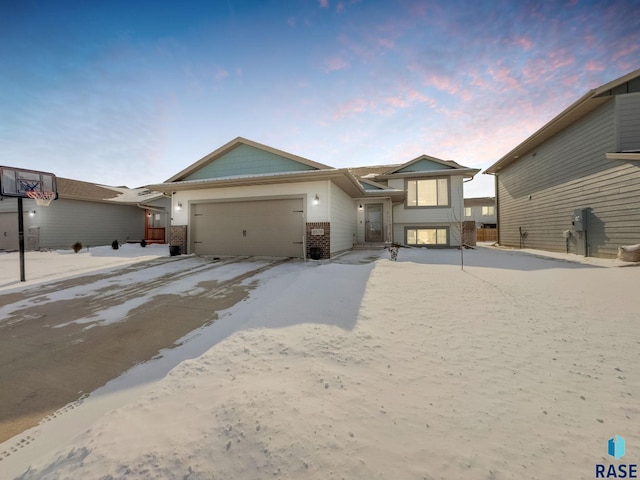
190, 198, 304, 257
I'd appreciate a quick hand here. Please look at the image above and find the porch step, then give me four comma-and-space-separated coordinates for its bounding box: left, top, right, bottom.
352, 243, 389, 250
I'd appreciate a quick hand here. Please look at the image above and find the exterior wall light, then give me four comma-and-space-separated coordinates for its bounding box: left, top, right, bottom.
175, 202, 183, 211
29, 210, 36, 217
358, 204, 363, 211
313, 194, 319, 206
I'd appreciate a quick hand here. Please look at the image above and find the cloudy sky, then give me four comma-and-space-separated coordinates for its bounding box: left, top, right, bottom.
1, 0, 638, 197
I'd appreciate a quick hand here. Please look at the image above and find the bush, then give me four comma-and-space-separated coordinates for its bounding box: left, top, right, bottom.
72, 241, 82, 253
140, 239, 147, 248
112, 240, 119, 250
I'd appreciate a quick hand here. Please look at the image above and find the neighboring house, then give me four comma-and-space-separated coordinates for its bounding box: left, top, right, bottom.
485, 68, 640, 258
464, 197, 497, 242
146, 137, 479, 259
0, 177, 169, 251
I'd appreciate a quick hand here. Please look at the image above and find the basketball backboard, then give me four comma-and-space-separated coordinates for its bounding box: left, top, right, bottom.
0, 166, 58, 199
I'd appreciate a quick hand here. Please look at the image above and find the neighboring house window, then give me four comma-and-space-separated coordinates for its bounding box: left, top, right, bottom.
406, 227, 448, 245
406, 178, 449, 207
464, 207, 472, 217
482, 206, 495, 216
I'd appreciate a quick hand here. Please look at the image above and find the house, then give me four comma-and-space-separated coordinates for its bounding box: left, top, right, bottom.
0, 175, 169, 251
146, 137, 479, 258
464, 197, 497, 242
484, 68, 640, 258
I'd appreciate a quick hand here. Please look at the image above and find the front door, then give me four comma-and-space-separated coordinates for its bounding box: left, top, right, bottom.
365, 204, 383, 242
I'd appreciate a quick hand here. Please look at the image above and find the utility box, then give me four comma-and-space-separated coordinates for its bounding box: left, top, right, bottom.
571, 208, 590, 256
572, 208, 587, 232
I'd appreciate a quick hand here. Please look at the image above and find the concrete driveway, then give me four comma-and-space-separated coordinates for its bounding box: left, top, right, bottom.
0, 255, 287, 443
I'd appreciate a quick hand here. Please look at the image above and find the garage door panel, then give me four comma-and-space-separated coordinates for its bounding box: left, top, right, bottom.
191, 199, 304, 257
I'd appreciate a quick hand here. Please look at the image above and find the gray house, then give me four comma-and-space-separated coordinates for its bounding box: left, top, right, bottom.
0, 177, 169, 251
485, 68, 640, 258
464, 197, 497, 242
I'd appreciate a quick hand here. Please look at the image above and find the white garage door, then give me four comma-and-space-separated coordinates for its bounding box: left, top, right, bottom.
191, 198, 304, 257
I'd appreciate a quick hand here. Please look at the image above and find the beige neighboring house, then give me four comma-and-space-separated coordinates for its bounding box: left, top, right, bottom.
147, 137, 479, 259
464, 197, 497, 242
0, 177, 169, 251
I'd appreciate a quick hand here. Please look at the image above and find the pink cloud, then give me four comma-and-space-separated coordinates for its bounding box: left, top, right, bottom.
487, 66, 520, 90
512, 35, 533, 50
613, 43, 639, 60
425, 74, 459, 95
324, 57, 350, 72
336, 2, 344, 13
378, 37, 395, 49
584, 61, 604, 72
332, 97, 373, 120
319, 0, 329, 8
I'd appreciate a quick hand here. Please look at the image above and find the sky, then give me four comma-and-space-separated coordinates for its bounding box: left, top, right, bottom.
1, 0, 638, 197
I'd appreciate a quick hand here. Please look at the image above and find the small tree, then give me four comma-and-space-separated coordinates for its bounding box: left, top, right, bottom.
72, 241, 83, 253
111, 240, 119, 250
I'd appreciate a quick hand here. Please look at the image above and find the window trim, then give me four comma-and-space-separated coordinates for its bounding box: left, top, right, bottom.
404, 177, 450, 209
404, 226, 450, 247
481, 205, 495, 216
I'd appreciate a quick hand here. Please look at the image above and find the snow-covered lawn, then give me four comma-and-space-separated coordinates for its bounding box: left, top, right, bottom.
1, 245, 638, 479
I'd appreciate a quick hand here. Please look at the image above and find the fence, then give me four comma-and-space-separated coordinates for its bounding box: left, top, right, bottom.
477, 228, 498, 242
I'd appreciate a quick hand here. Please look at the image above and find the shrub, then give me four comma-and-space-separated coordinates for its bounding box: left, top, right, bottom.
72, 241, 82, 253
140, 239, 147, 248
112, 240, 119, 250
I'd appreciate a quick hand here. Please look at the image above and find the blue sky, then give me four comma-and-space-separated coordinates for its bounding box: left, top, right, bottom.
1, 0, 638, 197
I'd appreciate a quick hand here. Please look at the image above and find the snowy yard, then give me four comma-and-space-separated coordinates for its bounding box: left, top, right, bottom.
1, 244, 638, 479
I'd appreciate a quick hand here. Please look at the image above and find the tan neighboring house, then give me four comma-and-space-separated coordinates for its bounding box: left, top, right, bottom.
147, 137, 479, 258
0, 177, 169, 251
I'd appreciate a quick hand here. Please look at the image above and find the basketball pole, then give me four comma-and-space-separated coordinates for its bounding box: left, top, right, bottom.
17, 197, 26, 282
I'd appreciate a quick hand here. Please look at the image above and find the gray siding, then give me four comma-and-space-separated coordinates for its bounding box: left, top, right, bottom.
1, 197, 153, 251
38, 199, 144, 249
496, 97, 640, 258
617, 93, 640, 151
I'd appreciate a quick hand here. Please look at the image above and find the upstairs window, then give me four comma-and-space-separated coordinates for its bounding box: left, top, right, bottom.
464, 207, 472, 217
406, 178, 449, 207
482, 206, 495, 216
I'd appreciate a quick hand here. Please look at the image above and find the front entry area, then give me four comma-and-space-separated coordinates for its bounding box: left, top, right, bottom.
365, 204, 383, 242
190, 198, 304, 257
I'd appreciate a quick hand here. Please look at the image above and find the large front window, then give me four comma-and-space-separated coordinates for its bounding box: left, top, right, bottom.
406, 178, 448, 207
406, 227, 448, 245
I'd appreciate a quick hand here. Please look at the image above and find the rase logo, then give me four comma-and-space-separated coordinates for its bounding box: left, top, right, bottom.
596, 435, 637, 478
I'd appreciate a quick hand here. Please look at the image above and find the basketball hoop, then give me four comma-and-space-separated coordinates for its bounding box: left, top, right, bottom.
26, 191, 56, 206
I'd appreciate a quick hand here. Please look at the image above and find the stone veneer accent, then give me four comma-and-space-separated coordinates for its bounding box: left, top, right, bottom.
170, 225, 188, 255
306, 222, 330, 259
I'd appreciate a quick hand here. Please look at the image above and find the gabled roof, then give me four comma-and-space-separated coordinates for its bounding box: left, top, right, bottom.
485, 68, 640, 174
374, 154, 480, 180
166, 137, 332, 182
57, 178, 164, 205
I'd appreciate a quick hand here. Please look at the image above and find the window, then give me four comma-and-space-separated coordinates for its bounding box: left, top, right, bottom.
406, 227, 448, 246
464, 207, 472, 217
482, 206, 495, 216
406, 178, 448, 207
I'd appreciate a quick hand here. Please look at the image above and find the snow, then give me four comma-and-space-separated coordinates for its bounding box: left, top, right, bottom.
1, 244, 639, 479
